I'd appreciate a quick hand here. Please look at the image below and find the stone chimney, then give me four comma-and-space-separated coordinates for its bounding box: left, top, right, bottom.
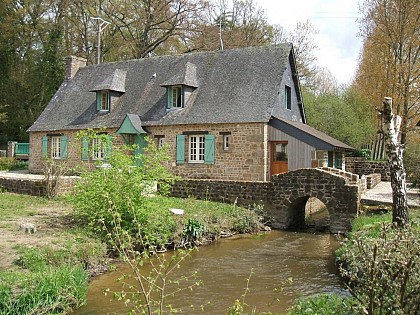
65, 56, 87, 80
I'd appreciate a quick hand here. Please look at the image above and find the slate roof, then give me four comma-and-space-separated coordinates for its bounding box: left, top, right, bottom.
28, 44, 301, 132
269, 116, 354, 151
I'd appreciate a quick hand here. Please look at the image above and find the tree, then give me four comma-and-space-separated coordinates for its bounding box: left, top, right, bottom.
188, 0, 276, 51
356, 0, 420, 145
303, 87, 376, 148
382, 97, 409, 226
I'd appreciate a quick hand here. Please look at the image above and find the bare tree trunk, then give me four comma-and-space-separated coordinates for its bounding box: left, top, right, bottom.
382, 97, 409, 227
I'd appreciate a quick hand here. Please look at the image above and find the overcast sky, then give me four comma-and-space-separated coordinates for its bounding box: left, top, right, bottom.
256, 0, 363, 86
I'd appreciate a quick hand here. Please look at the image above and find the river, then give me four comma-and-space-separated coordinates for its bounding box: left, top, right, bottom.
73, 230, 345, 314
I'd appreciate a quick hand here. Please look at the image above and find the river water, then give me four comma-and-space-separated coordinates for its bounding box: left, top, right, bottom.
74, 230, 345, 314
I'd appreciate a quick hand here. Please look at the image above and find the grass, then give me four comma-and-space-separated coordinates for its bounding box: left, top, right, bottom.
0, 193, 49, 220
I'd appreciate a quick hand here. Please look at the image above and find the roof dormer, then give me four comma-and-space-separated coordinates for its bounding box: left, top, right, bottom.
161, 62, 198, 110
90, 69, 127, 112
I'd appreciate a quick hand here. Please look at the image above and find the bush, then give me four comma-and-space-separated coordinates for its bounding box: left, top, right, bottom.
287, 293, 355, 315
0, 158, 28, 171
71, 134, 177, 248
404, 140, 420, 187
0, 265, 88, 315
336, 220, 420, 314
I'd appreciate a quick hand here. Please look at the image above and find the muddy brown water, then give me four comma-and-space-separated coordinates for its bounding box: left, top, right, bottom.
73, 230, 345, 314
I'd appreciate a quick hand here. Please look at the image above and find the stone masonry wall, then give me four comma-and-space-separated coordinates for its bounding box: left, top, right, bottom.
0, 175, 78, 197
171, 168, 360, 233
29, 122, 268, 181
345, 157, 390, 181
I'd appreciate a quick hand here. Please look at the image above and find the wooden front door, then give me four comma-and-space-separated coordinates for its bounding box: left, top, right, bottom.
270, 141, 288, 176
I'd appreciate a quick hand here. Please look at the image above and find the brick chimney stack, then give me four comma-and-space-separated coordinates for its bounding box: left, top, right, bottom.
65, 56, 87, 80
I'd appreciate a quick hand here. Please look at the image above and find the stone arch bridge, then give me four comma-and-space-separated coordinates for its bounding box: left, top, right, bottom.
171, 168, 361, 233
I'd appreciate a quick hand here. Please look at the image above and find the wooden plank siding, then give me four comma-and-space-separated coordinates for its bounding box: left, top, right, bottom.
268, 125, 315, 171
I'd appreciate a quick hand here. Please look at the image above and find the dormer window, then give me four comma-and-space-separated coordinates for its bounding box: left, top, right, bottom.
167, 86, 184, 109
97, 91, 110, 111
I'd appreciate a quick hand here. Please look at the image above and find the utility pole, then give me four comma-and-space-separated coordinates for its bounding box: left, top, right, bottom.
90, 17, 111, 64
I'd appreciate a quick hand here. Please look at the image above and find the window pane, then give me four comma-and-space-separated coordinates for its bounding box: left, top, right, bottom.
274, 143, 287, 161
51, 137, 61, 159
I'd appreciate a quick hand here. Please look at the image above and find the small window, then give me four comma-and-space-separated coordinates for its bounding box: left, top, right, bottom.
97, 90, 110, 111
285, 86, 291, 110
92, 138, 106, 160
223, 134, 230, 150
154, 135, 165, 148
167, 86, 183, 109
189, 135, 205, 163
51, 136, 61, 159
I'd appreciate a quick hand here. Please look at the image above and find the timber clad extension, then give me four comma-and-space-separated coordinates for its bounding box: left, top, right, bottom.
28, 45, 353, 181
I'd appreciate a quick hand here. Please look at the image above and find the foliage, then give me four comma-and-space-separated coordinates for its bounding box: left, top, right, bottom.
0, 265, 88, 315
355, 0, 419, 145
0, 158, 17, 171
336, 216, 420, 314
346, 149, 371, 159
103, 197, 202, 315
303, 87, 376, 148
16, 236, 107, 272
72, 133, 177, 248
404, 139, 420, 187
287, 293, 355, 315
0, 158, 27, 171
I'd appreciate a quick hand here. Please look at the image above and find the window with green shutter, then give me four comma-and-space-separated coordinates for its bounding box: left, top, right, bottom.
96, 91, 110, 111
167, 86, 184, 109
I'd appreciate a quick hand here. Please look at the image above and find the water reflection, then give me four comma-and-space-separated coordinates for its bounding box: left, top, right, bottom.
74, 230, 345, 314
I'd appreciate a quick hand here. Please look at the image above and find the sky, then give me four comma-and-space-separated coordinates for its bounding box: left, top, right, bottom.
255, 0, 363, 86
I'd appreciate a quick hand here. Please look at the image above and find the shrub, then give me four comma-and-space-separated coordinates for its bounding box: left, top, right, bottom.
336, 221, 420, 314
71, 134, 177, 249
287, 293, 355, 315
404, 140, 420, 187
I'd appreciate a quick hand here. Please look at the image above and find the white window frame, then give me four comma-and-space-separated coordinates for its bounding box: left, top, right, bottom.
189, 135, 205, 163
100, 90, 110, 111
92, 138, 106, 160
171, 86, 183, 108
223, 134, 230, 150
51, 136, 61, 159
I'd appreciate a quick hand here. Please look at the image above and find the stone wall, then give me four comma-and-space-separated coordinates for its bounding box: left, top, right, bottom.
171, 168, 360, 233
29, 122, 268, 181
0, 175, 78, 197
365, 173, 381, 189
345, 157, 390, 181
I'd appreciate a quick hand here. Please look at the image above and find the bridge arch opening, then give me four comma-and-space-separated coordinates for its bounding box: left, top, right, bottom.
285, 196, 330, 231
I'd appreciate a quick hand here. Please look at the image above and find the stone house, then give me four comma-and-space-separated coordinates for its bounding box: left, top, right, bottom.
27, 44, 353, 181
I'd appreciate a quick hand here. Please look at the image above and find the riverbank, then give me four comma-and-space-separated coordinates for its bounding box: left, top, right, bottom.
0, 192, 267, 314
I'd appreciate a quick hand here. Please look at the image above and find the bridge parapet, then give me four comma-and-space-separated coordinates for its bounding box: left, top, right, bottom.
172, 168, 360, 233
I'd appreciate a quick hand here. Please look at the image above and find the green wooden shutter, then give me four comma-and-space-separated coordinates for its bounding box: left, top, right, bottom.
166, 87, 172, 109
104, 135, 113, 159
81, 137, 89, 161
42, 136, 48, 159
181, 86, 184, 108
107, 91, 111, 110
204, 134, 215, 164
176, 135, 186, 164
60, 136, 68, 159
96, 92, 101, 110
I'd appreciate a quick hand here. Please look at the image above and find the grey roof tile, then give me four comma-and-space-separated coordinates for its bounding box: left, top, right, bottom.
28, 45, 299, 132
